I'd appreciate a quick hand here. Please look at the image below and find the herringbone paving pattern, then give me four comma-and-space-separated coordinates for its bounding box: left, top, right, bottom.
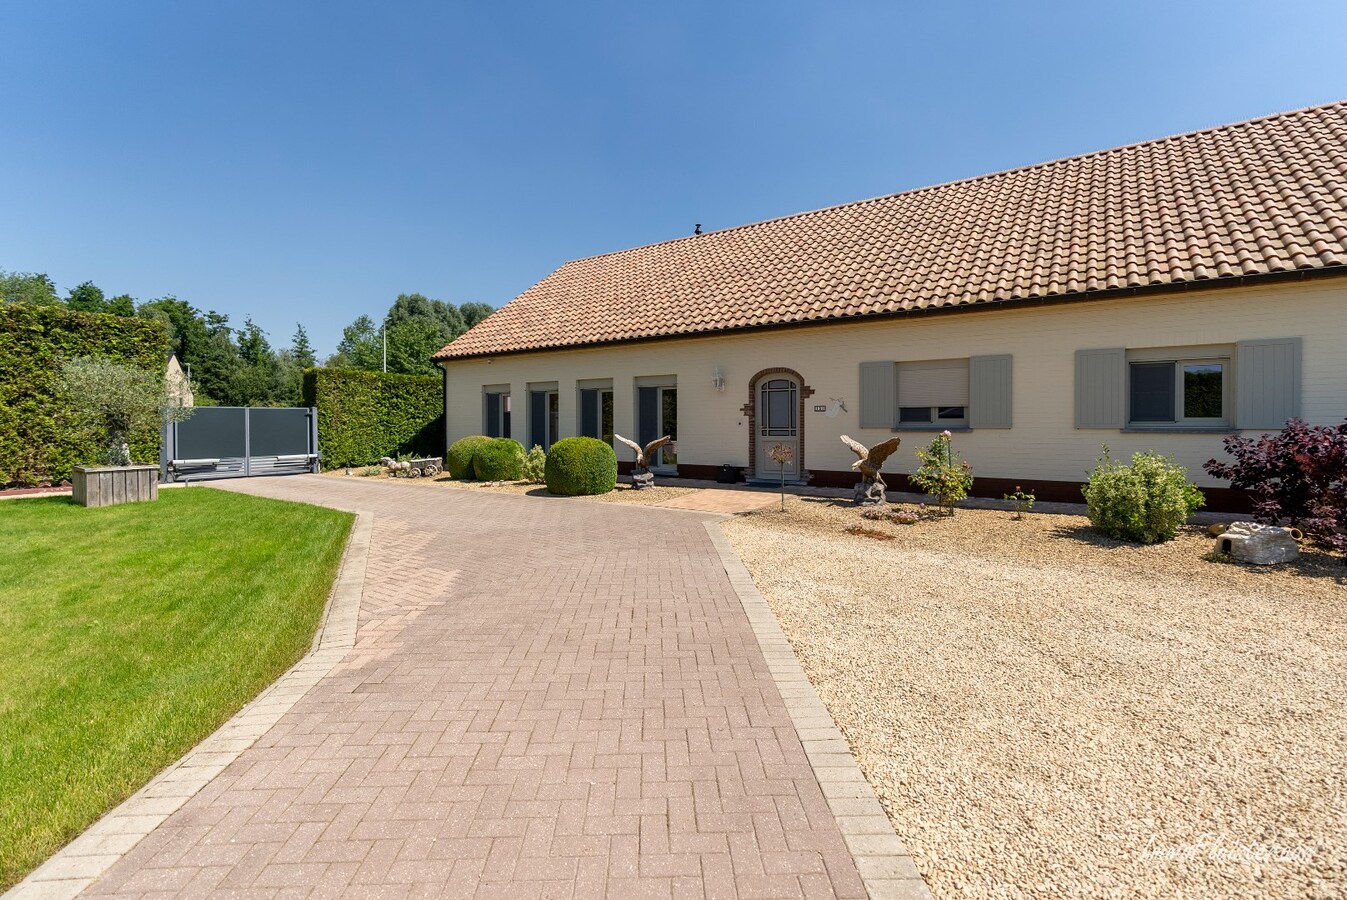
84, 477, 866, 899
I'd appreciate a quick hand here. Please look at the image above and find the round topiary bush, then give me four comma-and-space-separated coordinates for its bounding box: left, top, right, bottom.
445, 435, 492, 479
544, 437, 617, 496
472, 438, 525, 481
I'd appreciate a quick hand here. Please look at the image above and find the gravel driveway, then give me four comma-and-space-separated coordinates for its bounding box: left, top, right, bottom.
721, 496, 1346, 899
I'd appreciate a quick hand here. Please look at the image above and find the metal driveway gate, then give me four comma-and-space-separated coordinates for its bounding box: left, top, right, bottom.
162, 407, 319, 482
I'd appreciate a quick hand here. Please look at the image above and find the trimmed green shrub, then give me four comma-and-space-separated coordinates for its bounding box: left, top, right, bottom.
544, 437, 617, 496
1082, 448, 1206, 544
0, 304, 168, 485
445, 435, 492, 479
303, 368, 443, 468
521, 444, 547, 484
472, 438, 525, 481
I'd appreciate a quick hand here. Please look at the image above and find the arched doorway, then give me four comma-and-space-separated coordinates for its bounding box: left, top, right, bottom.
745, 368, 813, 482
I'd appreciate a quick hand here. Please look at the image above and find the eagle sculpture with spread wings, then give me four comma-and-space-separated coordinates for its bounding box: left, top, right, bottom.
614, 433, 673, 487
839, 434, 902, 504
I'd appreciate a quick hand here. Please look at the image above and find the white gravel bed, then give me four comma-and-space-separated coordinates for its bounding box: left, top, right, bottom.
721, 496, 1345, 899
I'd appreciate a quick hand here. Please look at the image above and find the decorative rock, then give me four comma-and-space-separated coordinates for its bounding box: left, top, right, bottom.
1216, 521, 1300, 565
630, 472, 655, 490
1207, 523, 1229, 537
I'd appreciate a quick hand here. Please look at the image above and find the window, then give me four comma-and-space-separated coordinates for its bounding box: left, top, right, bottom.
860, 355, 1011, 430
579, 387, 614, 444
896, 359, 968, 428
636, 379, 677, 469
483, 388, 511, 439
528, 386, 559, 449
1078, 341, 1295, 431
1127, 356, 1229, 426
761, 379, 797, 436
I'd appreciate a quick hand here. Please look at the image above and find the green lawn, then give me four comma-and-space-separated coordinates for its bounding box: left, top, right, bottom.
0, 487, 353, 889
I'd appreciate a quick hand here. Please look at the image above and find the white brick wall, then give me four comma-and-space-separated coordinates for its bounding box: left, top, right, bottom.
441, 279, 1347, 487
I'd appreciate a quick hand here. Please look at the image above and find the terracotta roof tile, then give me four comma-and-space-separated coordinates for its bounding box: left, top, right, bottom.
435, 102, 1347, 360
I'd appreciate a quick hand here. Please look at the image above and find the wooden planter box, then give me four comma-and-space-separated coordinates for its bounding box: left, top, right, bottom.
71, 465, 159, 508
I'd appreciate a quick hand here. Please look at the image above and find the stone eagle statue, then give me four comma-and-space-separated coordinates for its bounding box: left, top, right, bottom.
614, 433, 673, 489
839, 434, 901, 505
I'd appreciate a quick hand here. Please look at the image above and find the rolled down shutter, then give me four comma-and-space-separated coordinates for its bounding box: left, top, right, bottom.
1075, 348, 1125, 428
1237, 338, 1301, 430
858, 362, 896, 429
896, 359, 969, 407
969, 354, 1012, 429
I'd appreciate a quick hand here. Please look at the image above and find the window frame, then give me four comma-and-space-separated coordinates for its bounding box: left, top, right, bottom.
1126, 353, 1231, 429
892, 358, 970, 431
482, 386, 511, 439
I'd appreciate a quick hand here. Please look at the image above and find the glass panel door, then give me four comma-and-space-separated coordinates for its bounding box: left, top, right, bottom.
757, 376, 799, 477
656, 387, 677, 468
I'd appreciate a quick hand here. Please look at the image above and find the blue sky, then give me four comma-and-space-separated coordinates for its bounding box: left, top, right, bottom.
2, 1, 1343, 355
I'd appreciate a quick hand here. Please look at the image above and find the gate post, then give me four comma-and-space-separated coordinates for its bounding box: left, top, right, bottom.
243, 407, 251, 477
309, 407, 320, 473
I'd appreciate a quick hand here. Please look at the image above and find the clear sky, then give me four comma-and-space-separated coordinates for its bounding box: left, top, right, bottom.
2, 1, 1343, 355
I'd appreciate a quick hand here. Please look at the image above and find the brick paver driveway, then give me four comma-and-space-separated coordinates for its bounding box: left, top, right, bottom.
86, 477, 866, 899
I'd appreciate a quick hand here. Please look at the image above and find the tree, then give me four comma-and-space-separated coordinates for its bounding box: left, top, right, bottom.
137, 296, 210, 363
331, 293, 486, 375
0, 269, 60, 306
106, 294, 136, 317
388, 292, 464, 335
290, 324, 315, 368
385, 318, 449, 376
59, 356, 193, 466
231, 317, 280, 406
272, 350, 305, 406
66, 281, 108, 313
193, 312, 245, 405
460, 302, 493, 328
332, 315, 383, 371
237, 317, 272, 367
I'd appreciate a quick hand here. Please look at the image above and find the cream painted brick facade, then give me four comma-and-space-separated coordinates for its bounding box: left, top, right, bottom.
440, 279, 1347, 489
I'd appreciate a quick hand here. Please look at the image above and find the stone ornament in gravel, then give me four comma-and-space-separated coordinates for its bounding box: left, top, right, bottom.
840, 434, 902, 506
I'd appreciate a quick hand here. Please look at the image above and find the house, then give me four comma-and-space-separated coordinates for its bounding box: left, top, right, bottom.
166, 353, 194, 408
433, 102, 1347, 511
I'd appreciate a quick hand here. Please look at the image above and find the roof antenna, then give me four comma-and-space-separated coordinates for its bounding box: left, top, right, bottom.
694, 223, 702, 235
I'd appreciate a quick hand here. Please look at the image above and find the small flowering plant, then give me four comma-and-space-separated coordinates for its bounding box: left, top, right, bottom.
910, 430, 973, 516
767, 443, 794, 511
1003, 485, 1036, 520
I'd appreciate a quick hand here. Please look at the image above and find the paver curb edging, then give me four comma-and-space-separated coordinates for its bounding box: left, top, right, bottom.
702, 520, 935, 900
4, 510, 374, 900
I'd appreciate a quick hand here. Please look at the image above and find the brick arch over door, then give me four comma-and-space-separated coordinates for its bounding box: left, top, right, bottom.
742, 367, 814, 479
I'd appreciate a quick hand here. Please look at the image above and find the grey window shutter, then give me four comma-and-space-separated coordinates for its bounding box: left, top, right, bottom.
858, 362, 896, 429
1237, 337, 1302, 430
1075, 348, 1125, 428
969, 355, 1012, 429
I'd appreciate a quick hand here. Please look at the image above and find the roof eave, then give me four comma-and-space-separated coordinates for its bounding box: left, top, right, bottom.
432, 263, 1347, 363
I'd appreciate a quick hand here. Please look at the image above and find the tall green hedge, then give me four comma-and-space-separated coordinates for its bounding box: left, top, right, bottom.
0, 305, 168, 486
303, 368, 444, 468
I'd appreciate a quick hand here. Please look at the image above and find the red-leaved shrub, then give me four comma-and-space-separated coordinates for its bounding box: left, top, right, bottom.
1204, 418, 1347, 555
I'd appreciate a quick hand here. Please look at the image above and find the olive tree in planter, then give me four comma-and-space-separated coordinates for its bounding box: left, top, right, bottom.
59, 356, 193, 507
